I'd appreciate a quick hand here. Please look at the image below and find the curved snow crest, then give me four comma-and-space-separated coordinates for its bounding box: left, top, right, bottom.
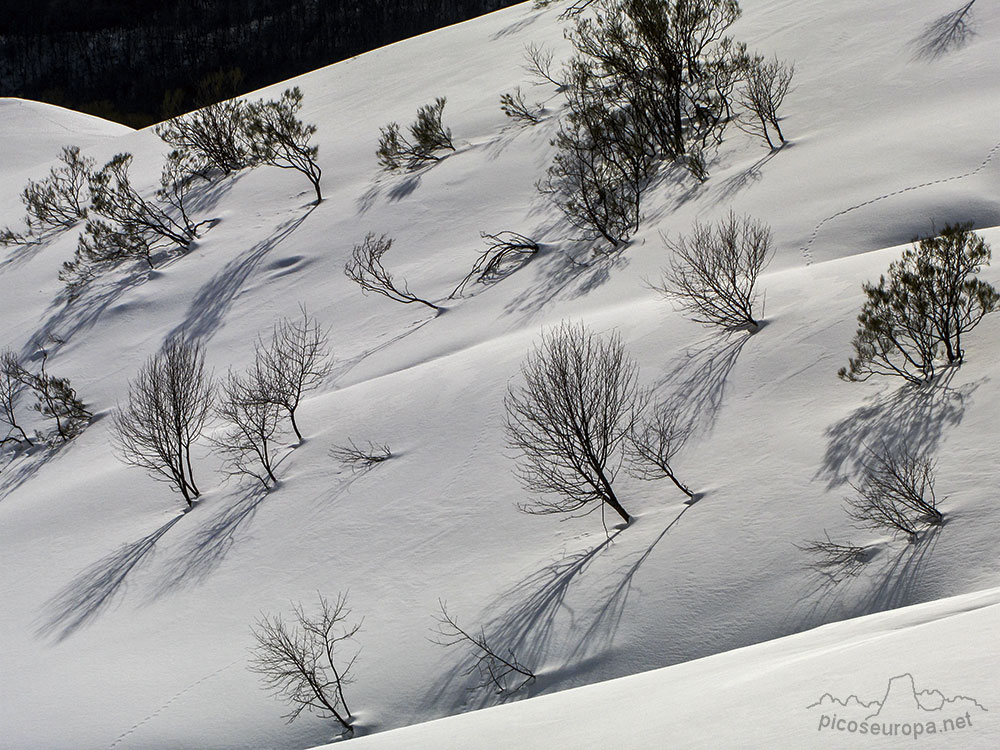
333, 588, 1000, 749
0, 97, 132, 175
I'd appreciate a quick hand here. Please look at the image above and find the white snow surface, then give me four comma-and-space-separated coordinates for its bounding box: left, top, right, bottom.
1, 1, 999, 748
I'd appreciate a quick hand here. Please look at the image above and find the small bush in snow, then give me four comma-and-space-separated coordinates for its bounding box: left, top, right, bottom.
656, 211, 773, 331
627, 402, 694, 498
329, 440, 392, 472
376, 97, 455, 171
0, 350, 34, 446
155, 99, 257, 179
250, 592, 360, 735
1, 348, 91, 443
840, 223, 999, 384
505, 321, 642, 525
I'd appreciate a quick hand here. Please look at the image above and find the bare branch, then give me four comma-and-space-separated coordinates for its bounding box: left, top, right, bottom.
329, 439, 392, 471
450, 231, 538, 298
345, 234, 441, 311
432, 600, 535, 695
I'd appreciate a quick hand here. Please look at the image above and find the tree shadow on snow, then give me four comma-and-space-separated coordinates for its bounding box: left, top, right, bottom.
0, 442, 60, 502
167, 206, 315, 345
430, 504, 695, 711
817, 373, 976, 488
910, 1, 977, 60
36, 514, 184, 641
651, 330, 752, 438
792, 527, 942, 631
152, 485, 270, 596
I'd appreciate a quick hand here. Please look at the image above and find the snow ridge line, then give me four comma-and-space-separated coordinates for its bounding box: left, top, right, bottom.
107, 659, 241, 749
799, 138, 1000, 266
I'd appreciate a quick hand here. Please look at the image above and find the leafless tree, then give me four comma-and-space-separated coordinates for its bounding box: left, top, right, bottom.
245, 87, 323, 203
737, 54, 793, 149
656, 211, 773, 330
377, 97, 455, 171
254, 307, 334, 443
345, 234, 441, 311
433, 600, 535, 695
522, 43, 564, 89
450, 231, 539, 298
249, 592, 361, 734
845, 444, 944, 540
112, 339, 214, 507
627, 402, 693, 498
505, 321, 643, 525
213, 369, 286, 490
329, 439, 392, 471
1, 146, 93, 245
0, 350, 33, 446
796, 532, 870, 583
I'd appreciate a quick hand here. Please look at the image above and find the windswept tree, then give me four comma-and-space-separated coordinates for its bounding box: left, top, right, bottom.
345, 234, 441, 311
505, 321, 643, 525
2, 348, 90, 443
1, 145, 93, 245
377, 97, 455, 171
112, 339, 214, 507
253, 308, 333, 443
245, 87, 323, 203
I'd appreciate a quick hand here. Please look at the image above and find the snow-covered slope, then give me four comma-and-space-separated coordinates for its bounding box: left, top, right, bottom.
1, 1, 999, 748
338, 586, 1000, 749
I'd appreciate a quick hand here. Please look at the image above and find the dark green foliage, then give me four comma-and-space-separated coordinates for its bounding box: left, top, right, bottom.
1, 146, 93, 246
840, 224, 999, 384
245, 87, 323, 202
377, 97, 455, 172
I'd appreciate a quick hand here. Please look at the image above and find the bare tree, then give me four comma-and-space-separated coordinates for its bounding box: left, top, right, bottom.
213, 369, 286, 490
845, 444, 944, 540
522, 43, 564, 89
627, 402, 693, 498
376, 97, 455, 171
245, 88, 323, 203
433, 600, 535, 695
112, 339, 214, 507
0, 350, 33, 446
249, 592, 361, 734
737, 54, 793, 149
450, 231, 538, 298
329, 439, 392, 471
505, 321, 643, 525
796, 533, 870, 583
656, 211, 773, 330
345, 234, 441, 311
254, 308, 333, 443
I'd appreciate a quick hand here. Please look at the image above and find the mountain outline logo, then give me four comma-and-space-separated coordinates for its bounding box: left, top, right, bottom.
808, 673, 987, 740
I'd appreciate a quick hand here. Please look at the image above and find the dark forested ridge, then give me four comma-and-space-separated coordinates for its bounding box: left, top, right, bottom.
0, 0, 524, 127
